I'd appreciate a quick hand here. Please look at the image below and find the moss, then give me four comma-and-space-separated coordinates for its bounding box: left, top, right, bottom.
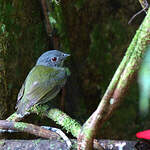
0, 140, 5, 146
82, 127, 92, 139
14, 122, 27, 131
47, 108, 81, 137
30, 104, 49, 115
33, 139, 41, 145
61, 117, 81, 136
7, 112, 17, 121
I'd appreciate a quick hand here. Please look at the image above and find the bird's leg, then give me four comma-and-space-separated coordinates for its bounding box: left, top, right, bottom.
41, 126, 72, 149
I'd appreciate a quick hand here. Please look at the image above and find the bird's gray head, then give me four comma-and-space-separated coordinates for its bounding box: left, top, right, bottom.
36, 50, 70, 67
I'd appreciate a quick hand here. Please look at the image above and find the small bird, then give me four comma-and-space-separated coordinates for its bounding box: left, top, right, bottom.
16, 50, 70, 117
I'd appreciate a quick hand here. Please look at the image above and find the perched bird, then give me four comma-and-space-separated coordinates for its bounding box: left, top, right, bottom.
16, 50, 70, 117
138, 45, 150, 116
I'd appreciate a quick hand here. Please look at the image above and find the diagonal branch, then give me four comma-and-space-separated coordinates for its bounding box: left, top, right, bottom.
77, 7, 150, 150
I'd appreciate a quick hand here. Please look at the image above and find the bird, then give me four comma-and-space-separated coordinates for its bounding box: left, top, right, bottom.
16, 50, 70, 117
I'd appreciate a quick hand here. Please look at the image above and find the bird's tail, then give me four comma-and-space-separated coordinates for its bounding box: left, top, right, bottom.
16, 101, 29, 117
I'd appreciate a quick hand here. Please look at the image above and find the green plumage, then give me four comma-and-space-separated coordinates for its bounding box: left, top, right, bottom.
16, 65, 67, 116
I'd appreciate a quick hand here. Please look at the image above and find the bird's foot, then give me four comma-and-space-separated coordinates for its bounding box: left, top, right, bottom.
41, 126, 72, 150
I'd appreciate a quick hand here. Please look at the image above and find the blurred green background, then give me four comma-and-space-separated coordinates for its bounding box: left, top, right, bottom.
0, 0, 149, 140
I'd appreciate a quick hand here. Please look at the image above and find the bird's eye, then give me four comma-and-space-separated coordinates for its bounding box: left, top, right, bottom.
51, 57, 57, 62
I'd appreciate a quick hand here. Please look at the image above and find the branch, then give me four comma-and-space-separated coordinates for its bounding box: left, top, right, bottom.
40, 0, 60, 49
77, 7, 150, 150
40, 0, 53, 37
6, 112, 23, 122
7, 106, 104, 149
0, 120, 59, 139
7, 106, 81, 138
33, 106, 82, 138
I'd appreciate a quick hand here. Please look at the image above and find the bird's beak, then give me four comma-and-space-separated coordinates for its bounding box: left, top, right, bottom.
64, 53, 70, 58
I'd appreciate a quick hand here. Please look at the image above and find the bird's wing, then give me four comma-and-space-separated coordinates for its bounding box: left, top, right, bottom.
17, 82, 25, 100
16, 65, 67, 115
25, 79, 59, 104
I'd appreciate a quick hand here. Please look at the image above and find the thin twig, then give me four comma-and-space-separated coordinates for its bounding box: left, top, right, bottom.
128, 6, 148, 24
128, 0, 149, 24
139, 0, 149, 11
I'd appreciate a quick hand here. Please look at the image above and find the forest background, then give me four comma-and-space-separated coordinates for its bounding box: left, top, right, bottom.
0, 0, 147, 140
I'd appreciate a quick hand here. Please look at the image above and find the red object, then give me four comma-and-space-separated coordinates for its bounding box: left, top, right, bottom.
136, 130, 150, 140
